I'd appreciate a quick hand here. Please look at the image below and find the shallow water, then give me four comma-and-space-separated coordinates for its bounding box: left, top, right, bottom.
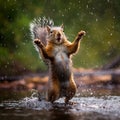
0, 87, 120, 120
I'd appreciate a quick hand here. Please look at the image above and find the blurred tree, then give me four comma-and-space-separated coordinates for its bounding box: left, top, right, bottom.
0, 0, 120, 76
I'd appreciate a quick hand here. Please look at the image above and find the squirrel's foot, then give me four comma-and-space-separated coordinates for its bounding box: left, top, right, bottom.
65, 101, 77, 106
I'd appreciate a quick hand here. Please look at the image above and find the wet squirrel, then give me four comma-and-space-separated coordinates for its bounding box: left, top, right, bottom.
30, 17, 85, 104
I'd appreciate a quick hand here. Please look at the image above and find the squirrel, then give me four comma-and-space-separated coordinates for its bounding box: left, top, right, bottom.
30, 17, 86, 104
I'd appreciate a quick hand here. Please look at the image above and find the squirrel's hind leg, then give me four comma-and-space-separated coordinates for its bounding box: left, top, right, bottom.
65, 95, 77, 105
47, 90, 59, 103
64, 84, 76, 105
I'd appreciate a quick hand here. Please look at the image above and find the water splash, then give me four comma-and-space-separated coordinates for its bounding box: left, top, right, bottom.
0, 92, 120, 119
70, 96, 120, 117
19, 97, 52, 110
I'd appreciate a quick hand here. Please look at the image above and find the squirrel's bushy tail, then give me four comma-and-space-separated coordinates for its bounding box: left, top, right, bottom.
30, 17, 54, 46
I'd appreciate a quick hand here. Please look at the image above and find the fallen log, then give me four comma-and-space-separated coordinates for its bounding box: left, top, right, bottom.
74, 69, 120, 86
102, 56, 120, 70
0, 69, 120, 90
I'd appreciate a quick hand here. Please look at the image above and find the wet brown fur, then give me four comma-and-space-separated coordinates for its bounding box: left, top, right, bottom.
34, 27, 85, 104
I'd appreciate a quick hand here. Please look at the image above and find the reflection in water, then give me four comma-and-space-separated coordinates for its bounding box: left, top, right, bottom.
50, 109, 76, 120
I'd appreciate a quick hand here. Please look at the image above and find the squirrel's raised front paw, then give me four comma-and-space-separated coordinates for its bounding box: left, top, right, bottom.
78, 30, 86, 37
34, 39, 41, 44
34, 39, 43, 47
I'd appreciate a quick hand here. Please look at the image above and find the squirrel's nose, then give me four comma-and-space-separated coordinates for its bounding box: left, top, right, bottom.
57, 32, 61, 37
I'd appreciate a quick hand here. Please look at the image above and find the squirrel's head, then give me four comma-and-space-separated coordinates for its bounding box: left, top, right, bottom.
46, 24, 66, 45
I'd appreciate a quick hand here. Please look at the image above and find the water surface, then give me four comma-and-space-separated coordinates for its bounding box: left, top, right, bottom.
0, 87, 120, 120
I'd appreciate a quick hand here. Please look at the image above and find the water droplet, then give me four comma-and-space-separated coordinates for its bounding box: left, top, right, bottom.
96, 18, 98, 22
52, 9, 55, 12
110, 33, 112, 36
86, 5, 88, 9
90, 92, 93, 95
89, 12, 94, 15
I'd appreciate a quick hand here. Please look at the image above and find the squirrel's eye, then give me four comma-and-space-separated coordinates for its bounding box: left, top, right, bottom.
50, 31, 53, 34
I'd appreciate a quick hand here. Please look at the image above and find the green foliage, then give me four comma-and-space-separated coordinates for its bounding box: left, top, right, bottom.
14, 41, 47, 71
0, 0, 120, 75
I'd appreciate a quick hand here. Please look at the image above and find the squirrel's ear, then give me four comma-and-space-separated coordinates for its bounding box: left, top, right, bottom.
61, 24, 64, 29
46, 25, 51, 33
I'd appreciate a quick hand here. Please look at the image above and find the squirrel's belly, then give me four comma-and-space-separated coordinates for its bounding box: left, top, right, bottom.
53, 52, 71, 87
55, 52, 68, 62
55, 52, 70, 71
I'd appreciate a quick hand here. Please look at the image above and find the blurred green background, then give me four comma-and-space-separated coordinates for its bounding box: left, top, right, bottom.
0, 0, 120, 76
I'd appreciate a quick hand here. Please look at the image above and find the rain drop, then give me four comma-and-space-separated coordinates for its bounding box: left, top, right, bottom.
110, 33, 112, 36
96, 18, 98, 22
